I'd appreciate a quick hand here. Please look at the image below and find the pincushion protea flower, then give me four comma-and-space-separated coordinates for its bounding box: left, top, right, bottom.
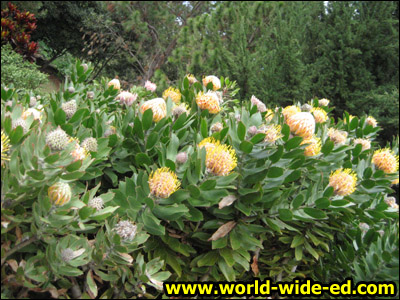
108, 78, 120, 90
82, 137, 98, 152
260, 125, 283, 143
211, 122, 223, 133
46, 126, 70, 151
48, 182, 72, 206
163, 87, 181, 104
318, 98, 330, 106
114, 220, 137, 242
144, 80, 157, 92
328, 168, 357, 196
353, 138, 371, 151
196, 91, 221, 114
283, 105, 301, 120
286, 112, 315, 139
186, 74, 198, 84
328, 128, 348, 145
384, 196, 399, 210
88, 197, 104, 211
172, 103, 189, 119
265, 109, 274, 122
176, 152, 188, 164
372, 148, 399, 174
69, 138, 89, 161
311, 107, 328, 123
250, 95, 267, 113
1, 130, 11, 165
366, 116, 378, 127
140, 98, 167, 122
116, 91, 138, 106
198, 137, 237, 176
148, 167, 180, 198
302, 136, 321, 156
202, 75, 221, 90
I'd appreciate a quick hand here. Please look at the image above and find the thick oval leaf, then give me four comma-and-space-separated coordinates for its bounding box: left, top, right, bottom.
267, 167, 284, 178
240, 141, 253, 153
303, 208, 327, 219
237, 122, 246, 141
279, 209, 293, 221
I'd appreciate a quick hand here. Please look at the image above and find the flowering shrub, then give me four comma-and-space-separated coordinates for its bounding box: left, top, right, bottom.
1, 61, 399, 298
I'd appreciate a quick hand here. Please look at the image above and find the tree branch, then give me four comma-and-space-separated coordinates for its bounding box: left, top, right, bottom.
1, 235, 38, 266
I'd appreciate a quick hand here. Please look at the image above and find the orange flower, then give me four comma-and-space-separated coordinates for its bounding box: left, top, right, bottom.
372, 148, 399, 174
260, 125, 283, 143
202, 75, 221, 90
286, 112, 315, 139
283, 105, 301, 121
366, 116, 378, 127
311, 107, 328, 123
140, 98, 167, 122
328, 128, 348, 145
329, 168, 357, 196
148, 167, 180, 198
196, 91, 221, 114
162, 87, 181, 104
302, 136, 321, 156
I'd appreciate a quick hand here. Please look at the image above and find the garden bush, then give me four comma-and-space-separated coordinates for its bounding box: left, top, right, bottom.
1, 44, 48, 92
1, 61, 399, 299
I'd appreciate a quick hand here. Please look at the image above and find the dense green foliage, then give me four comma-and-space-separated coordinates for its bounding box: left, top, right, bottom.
1, 44, 48, 91
1, 61, 399, 299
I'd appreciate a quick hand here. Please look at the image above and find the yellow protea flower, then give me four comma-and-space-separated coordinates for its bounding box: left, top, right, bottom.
148, 167, 180, 198
108, 78, 120, 90
1, 130, 11, 165
202, 75, 221, 90
311, 107, 328, 123
283, 105, 301, 121
48, 182, 72, 206
392, 178, 399, 185
186, 74, 198, 84
302, 136, 321, 156
265, 109, 275, 122
198, 137, 237, 176
196, 91, 221, 114
286, 112, 315, 139
328, 128, 348, 145
162, 87, 181, 104
353, 138, 371, 151
329, 168, 357, 196
318, 98, 330, 106
261, 125, 283, 143
372, 148, 399, 174
366, 116, 378, 127
140, 98, 167, 122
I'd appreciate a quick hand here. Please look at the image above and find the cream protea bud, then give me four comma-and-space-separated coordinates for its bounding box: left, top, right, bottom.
81, 63, 88, 72
384, 196, 399, 210
328, 168, 357, 196
61, 248, 75, 262
261, 125, 283, 144
328, 128, 348, 145
286, 112, 315, 139
88, 197, 104, 211
372, 148, 399, 174
235, 114, 241, 122
5, 100, 13, 108
114, 220, 137, 242
359, 222, 370, 233
202, 75, 221, 90
172, 104, 188, 119
87, 91, 95, 99
144, 80, 157, 92
48, 182, 72, 206
353, 138, 371, 151
318, 98, 330, 106
301, 103, 312, 112
82, 137, 98, 152
283, 105, 301, 120
377, 230, 385, 237
176, 152, 188, 164
311, 107, 328, 123
196, 91, 221, 114
46, 127, 70, 151
366, 116, 378, 127
104, 126, 116, 137
12, 118, 28, 134
198, 137, 237, 176
29, 96, 37, 107
108, 78, 120, 90
265, 109, 274, 122
248, 126, 258, 136
22, 108, 42, 123
116, 91, 138, 106
163, 87, 181, 104
148, 167, 181, 198
140, 98, 167, 122
62, 100, 77, 119
68, 86, 75, 93
301, 136, 322, 156
211, 122, 223, 133
250, 95, 267, 113
37, 95, 41, 100
186, 74, 198, 84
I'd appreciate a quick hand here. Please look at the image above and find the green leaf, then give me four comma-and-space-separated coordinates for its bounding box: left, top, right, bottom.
284, 170, 301, 183
269, 145, 284, 163
279, 209, 293, 221
172, 113, 187, 130
10, 126, 24, 144
219, 248, 235, 267
142, 108, 153, 131
89, 206, 119, 221
292, 194, 304, 209
267, 167, 284, 178
218, 258, 235, 281
303, 208, 327, 219
349, 117, 358, 130
321, 140, 334, 155
304, 241, 319, 260
200, 180, 217, 191
237, 122, 246, 141
187, 185, 201, 198
142, 211, 165, 236
291, 235, 305, 248
146, 132, 159, 150
239, 141, 253, 153
201, 118, 208, 138
315, 197, 331, 209
295, 246, 303, 261
86, 270, 98, 298
54, 108, 66, 126
61, 171, 85, 180
197, 251, 219, 267
285, 136, 303, 151
66, 160, 82, 172
135, 153, 152, 166
323, 186, 334, 198
250, 133, 266, 144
